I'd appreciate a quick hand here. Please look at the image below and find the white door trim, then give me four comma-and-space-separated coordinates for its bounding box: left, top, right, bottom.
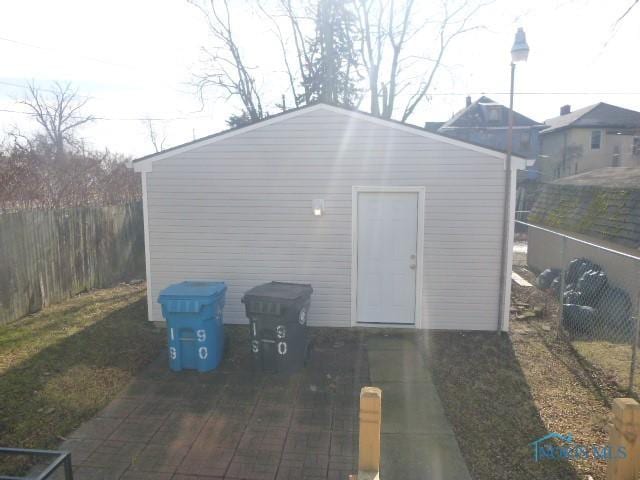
351, 186, 425, 329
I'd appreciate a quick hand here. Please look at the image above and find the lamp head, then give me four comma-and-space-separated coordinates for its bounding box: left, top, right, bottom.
511, 27, 529, 63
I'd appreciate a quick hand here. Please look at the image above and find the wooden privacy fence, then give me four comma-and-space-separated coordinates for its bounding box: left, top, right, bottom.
0, 202, 145, 324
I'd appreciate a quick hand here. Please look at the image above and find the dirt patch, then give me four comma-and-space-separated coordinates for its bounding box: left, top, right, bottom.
426, 266, 626, 480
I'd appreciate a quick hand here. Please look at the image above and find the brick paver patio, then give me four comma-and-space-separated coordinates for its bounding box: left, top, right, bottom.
59, 327, 370, 480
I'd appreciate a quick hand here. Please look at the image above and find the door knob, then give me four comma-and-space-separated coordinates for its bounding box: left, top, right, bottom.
409, 263, 417, 270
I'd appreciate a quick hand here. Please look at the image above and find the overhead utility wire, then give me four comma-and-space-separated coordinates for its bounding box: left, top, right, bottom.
0, 35, 137, 70
0, 108, 210, 122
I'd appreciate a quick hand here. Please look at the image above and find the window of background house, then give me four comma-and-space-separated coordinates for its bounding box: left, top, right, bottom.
590, 130, 601, 150
633, 136, 640, 156
519, 132, 531, 150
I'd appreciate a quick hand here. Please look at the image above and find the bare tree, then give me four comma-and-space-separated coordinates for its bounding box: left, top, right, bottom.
260, 0, 361, 109
189, 0, 264, 124
353, 0, 488, 121
144, 119, 167, 153
0, 134, 140, 210
18, 82, 94, 159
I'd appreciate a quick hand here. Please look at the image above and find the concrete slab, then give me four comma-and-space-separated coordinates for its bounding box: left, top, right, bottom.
381, 433, 471, 480
367, 334, 471, 480
365, 335, 417, 351
376, 382, 450, 434
368, 349, 432, 383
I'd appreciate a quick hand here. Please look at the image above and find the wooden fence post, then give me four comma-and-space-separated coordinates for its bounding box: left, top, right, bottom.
607, 398, 640, 480
352, 386, 382, 480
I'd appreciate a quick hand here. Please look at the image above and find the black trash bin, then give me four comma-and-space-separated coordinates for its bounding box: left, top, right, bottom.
241, 282, 313, 373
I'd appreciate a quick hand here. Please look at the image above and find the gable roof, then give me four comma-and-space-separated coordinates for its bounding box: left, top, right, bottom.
541, 102, 640, 134
133, 102, 527, 171
439, 96, 542, 130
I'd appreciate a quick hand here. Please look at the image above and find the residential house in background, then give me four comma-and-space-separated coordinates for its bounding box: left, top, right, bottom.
537, 103, 640, 180
428, 96, 545, 160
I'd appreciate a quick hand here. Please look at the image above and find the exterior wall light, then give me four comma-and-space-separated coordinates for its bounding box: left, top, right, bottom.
312, 199, 325, 216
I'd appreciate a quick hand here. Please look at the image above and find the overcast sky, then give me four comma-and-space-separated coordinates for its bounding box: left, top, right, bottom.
1, 0, 638, 158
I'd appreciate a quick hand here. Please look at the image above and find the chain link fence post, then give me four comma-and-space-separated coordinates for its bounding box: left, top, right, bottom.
629, 261, 640, 395
629, 314, 639, 395
556, 235, 567, 340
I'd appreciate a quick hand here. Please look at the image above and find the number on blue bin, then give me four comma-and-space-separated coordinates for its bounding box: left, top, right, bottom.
278, 341, 287, 355
199, 346, 208, 359
169, 347, 177, 360
197, 329, 206, 342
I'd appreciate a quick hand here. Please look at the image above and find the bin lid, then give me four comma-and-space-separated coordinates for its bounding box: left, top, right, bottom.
241, 282, 312, 304
158, 281, 227, 302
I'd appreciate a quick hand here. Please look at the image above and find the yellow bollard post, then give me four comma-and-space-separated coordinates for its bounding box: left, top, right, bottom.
607, 398, 640, 480
357, 386, 382, 480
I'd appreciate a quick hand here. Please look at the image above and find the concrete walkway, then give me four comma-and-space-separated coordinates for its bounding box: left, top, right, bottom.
366, 334, 471, 480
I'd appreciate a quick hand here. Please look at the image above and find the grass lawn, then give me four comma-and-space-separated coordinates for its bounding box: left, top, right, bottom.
573, 340, 637, 391
0, 284, 164, 466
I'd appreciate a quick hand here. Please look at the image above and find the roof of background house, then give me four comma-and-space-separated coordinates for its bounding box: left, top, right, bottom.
541, 102, 640, 134
424, 121, 445, 132
439, 96, 543, 130
530, 167, 640, 249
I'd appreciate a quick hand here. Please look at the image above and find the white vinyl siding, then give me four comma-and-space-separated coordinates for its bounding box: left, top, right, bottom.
145, 106, 506, 330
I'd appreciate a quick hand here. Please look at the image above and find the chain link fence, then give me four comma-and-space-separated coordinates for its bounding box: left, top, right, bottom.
517, 219, 640, 394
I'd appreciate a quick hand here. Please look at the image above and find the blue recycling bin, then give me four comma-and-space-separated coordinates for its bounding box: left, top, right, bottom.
158, 281, 227, 372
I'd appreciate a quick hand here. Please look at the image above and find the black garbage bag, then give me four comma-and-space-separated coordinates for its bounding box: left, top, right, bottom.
575, 260, 597, 284
566, 258, 593, 285
563, 289, 583, 305
594, 286, 635, 342
537, 268, 561, 289
576, 269, 607, 305
562, 304, 596, 336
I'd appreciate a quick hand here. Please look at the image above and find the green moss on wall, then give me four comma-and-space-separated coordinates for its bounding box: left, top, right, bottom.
530, 184, 640, 249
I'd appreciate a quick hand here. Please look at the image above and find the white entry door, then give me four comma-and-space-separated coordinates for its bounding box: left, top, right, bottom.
356, 191, 419, 324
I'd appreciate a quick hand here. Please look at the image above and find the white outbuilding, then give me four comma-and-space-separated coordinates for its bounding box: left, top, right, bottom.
133, 103, 527, 331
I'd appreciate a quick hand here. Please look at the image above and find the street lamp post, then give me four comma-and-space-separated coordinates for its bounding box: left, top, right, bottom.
498, 27, 530, 332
